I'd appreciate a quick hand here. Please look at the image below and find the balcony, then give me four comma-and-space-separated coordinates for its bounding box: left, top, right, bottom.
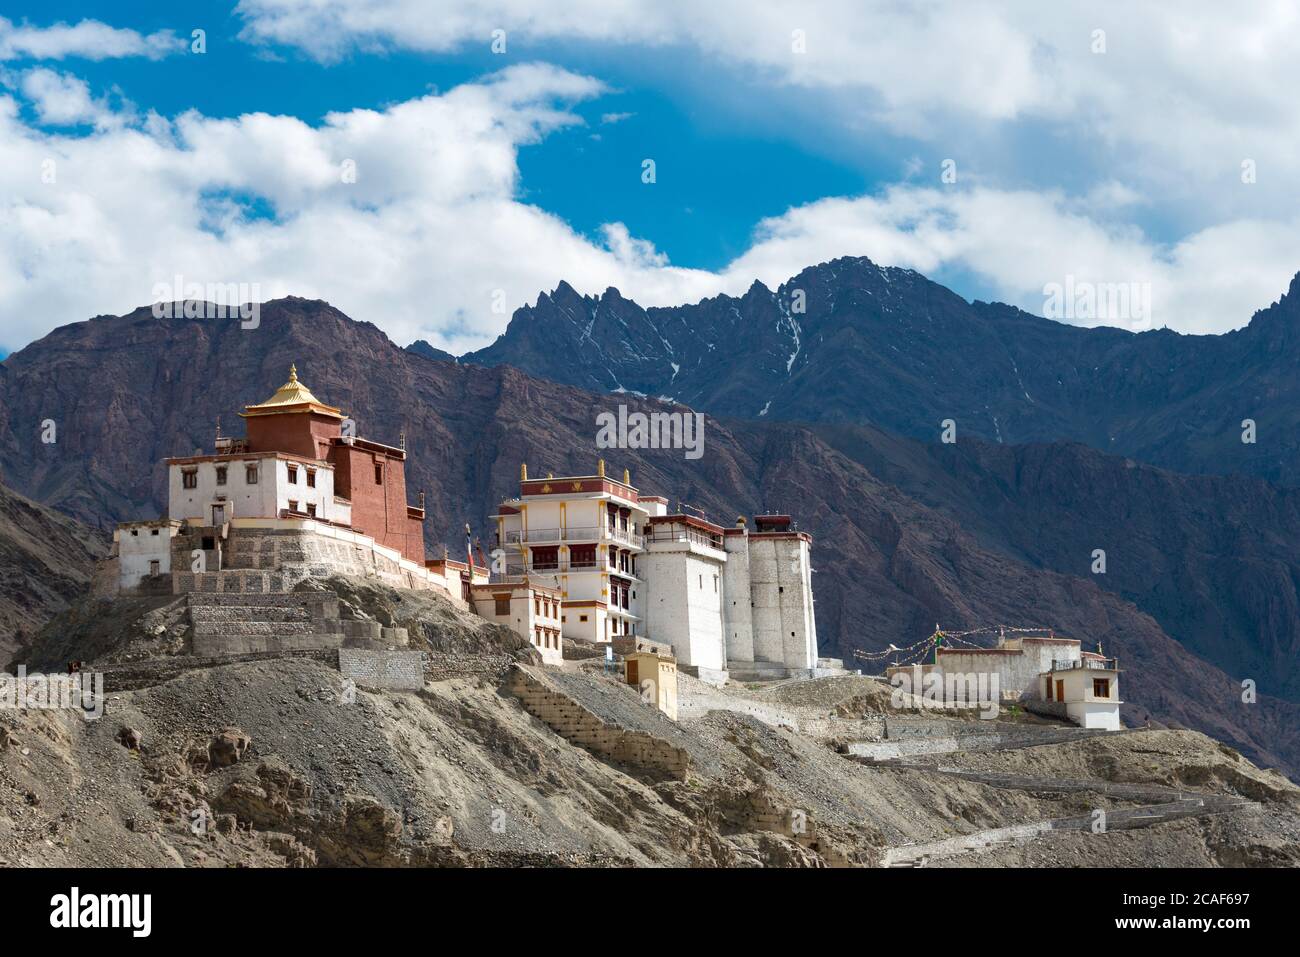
494, 525, 643, 548
606, 524, 644, 548
644, 525, 725, 552
1051, 656, 1118, 672
493, 559, 602, 578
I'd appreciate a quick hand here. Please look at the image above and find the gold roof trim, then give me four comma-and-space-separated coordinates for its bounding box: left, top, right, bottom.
239, 364, 344, 419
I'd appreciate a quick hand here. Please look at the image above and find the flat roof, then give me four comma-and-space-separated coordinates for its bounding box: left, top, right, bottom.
166, 451, 330, 467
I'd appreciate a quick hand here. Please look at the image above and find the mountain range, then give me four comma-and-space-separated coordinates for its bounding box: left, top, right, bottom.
462, 257, 1300, 485
2, 264, 1299, 777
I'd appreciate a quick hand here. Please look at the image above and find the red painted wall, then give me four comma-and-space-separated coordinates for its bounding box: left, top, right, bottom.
246, 411, 341, 460
329, 442, 425, 563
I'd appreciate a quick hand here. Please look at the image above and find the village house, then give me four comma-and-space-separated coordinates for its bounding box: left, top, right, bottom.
616, 636, 679, 721
470, 579, 564, 666
886, 631, 1122, 730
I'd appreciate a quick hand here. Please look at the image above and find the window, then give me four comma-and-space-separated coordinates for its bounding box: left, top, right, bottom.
374, 463, 384, 484
288, 500, 299, 513
182, 470, 197, 489
699, 575, 703, 589
713, 575, 718, 593
215, 466, 227, 486
201, 536, 215, 551
130, 529, 138, 537
579, 614, 589, 623
288, 464, 299, 483
494, 596, 510, 616
1093, 678, 1111, 699
149, 560, 160, 576
306, 503, 317, 518
534, 597, 541, 616
151, 528, 159, 536
246, 465, 258, 484
306, 469, 316, 488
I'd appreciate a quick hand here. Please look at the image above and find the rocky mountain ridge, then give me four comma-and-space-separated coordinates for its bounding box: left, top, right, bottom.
461, 257, 1300, 485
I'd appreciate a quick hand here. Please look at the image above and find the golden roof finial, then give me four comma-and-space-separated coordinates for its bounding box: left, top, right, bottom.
521, 462, 528, 481
597, 458, 606, 477
622, 467, 630, 484
240, 363, 343, 420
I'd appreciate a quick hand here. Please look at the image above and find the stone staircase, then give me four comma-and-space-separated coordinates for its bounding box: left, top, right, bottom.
187, 592, 408, 656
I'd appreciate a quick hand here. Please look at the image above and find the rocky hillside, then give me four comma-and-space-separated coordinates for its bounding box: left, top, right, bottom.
2, 586, 1296, 868
462, 257, 1300, 485
0, 481, 106, 667
2, 299, 1299, 778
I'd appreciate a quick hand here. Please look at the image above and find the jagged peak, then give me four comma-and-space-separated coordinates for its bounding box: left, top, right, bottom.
1242, 269, 1300, 335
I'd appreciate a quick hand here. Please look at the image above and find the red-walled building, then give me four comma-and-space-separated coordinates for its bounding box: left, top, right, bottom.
222, 365, 427, 563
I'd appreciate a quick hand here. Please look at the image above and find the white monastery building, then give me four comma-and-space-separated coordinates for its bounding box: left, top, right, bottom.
98, 368, 829, 680
492, 460, 827, 683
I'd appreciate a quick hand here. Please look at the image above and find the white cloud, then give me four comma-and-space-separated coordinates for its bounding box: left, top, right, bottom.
0, 16, 185, 61
723, 187, 1300, 334
233, 1, 1300, 215
15, 68, 125, 127
0, 63, 716, 354
1, 62, 1296, 359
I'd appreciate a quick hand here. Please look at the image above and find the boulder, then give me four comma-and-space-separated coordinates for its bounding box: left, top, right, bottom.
208, 727, 252, 767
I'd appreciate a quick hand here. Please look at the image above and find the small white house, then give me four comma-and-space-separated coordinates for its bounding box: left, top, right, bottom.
112, 519, 183, 592
1043, 654, 1122, 730
470, 581, 564, 666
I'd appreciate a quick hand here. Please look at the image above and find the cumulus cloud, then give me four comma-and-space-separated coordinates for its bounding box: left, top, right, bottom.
725, 188, 1300, 334
0, 16, 185, 61
14, 68, 126, 127
232, 2, 1300, 176
0, 63, 717, 354
1, 61, 1295, 358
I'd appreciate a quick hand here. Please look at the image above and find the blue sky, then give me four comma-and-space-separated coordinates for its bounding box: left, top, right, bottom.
3, 2, 1300, 354
9, 0, 881, 272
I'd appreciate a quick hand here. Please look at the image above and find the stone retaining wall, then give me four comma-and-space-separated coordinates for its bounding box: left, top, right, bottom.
338, 648, 426, 691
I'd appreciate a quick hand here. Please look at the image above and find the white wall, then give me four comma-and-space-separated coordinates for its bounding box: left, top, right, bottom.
473, 586, 564, 665
169, 458, 348, 525
642, 531, 726, 670
115, 522, 178, 588
723, 531, 754, 663
749, 537, 818, 669
1067, 701, 1122, 730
